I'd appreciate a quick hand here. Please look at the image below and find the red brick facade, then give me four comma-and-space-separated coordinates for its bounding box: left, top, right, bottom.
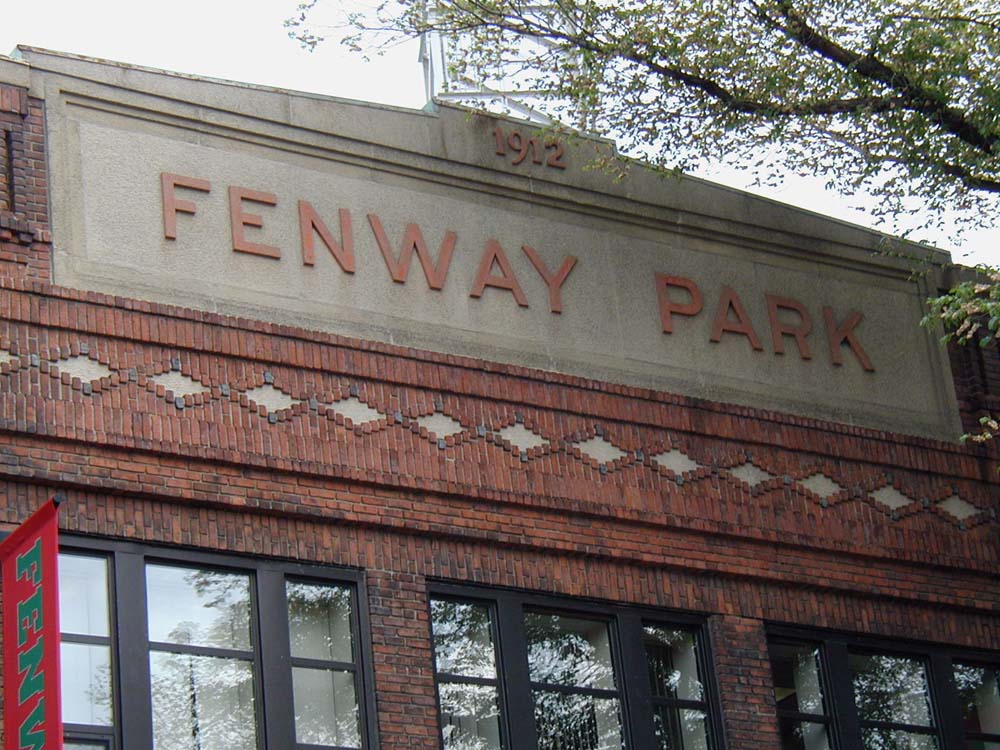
0, 71, 997, 750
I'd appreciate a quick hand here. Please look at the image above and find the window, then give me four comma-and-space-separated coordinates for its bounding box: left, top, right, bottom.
768, 627, 1000, 750
768, 640, 833, 750
954, 663, 1000, 749
429, 586, 721, 750
57, 539, 377, 750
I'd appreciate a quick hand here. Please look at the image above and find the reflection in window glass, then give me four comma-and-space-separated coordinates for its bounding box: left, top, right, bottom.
292, 668, 361, 748
955, 664, 1000, 739
146, 565, 251, 649
61, 642, 113, 726
850, 653, 934, 727
645, 627, 712, 750
433, 599, 498, 679
652, 707, 710, 750
432, 599, 503, 749
150, 652, 256, 750
769, 641, 831, 750
438, 682, 503, 750
287, 582, 354, 663
526, 613, 616, 690
60, 554, 110, 637
850, 652, 939, 750
860, 727, 939, 749
533, 692, 623, 750
527, 613, 623, 750
59, 553, 114, 733
286, 580, 362, 749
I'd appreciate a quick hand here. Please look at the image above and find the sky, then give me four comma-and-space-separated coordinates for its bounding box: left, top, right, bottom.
1, 0, 997, 267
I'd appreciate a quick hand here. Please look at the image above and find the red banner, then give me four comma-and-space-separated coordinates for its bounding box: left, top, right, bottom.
1, 499, 62, 750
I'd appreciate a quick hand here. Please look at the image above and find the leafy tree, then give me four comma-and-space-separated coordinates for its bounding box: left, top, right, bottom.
287, 0, 1000, 436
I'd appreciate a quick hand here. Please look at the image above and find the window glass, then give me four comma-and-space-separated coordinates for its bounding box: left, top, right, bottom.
286, 580, 362, 749
646, 627, 705, 703
59, 553, 114, 732
287, 581, 354, 663
61, 642, 113, 726
146, 565, 251, 650
955, 663, 1000, 739
527, 612, 623, 750
646, 626, 712, 750
291, 667, 361, 747
850, 653, 934, 727
769, 641, 831, 750
533, 692, 622, 750
150, 652, 257, 750
526, 613, 616, 690
431, 598, 503, 750
60, 554, 110, 637
433, 599, 498, 679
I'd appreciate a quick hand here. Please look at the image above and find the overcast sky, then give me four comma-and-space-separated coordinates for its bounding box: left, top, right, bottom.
2, 0, 997, 267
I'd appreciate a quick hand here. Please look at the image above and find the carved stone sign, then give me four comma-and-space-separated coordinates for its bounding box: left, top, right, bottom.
32, 49, 959, 438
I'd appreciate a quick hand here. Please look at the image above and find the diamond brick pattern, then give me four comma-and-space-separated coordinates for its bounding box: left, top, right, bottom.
650, 449, 700, 475
52, 355, 114, 383
150, 371, 210, 398
574, 436, 627, 464
496, 423, 548, 451
242, 384, 299, 413
938, 495, 979, 521
0, 329, 989, 532
799, 473, 842, 499
727, 463, 773, 487
329, 397, 384, 425
415, 412, 464, 438
870, 486, 913, 511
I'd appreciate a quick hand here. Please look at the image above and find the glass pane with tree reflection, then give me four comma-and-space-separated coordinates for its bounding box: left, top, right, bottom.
150, 652, 256, 750
287, 582, 354, 663
146, 565, 250, 650
851, 654, 934, 727
526, 614, 616, 690
645, 627, 712, 750
955, 664, 1000, 739
533, 692, 623, 750
527, 613, 623, 750
850, 653, 939, 750
769, 641, 831, 750
292, 667, 361, 748
438, 682, 503, 750
432, 599, 503, 749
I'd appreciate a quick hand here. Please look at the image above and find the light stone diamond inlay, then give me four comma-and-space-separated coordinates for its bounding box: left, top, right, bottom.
574, 436, 627, 464
870, 486, 912, 511
242, 385, 299, 413
329, 397, 384, 425
53, 356, 114, 383
0, 350, 17, 366
496, 423, 549, 451
799, 473, 843, 498
938, 495, 980, 521
650, 449, 700, 475
150, 371, 210, 398
727, 462, 773, 487
415, 412, 464, 438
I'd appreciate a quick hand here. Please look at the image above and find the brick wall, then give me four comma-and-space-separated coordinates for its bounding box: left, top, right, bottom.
0, 83, 50, 281
0, 82, 997, 748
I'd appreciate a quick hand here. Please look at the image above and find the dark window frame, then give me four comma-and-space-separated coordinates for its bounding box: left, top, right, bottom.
768, 623, 1000, 750
428, 582, 726, 750
58, 534, 380, 750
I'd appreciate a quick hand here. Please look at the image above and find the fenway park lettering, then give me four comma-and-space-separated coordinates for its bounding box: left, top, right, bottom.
161, 172, 874, 372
